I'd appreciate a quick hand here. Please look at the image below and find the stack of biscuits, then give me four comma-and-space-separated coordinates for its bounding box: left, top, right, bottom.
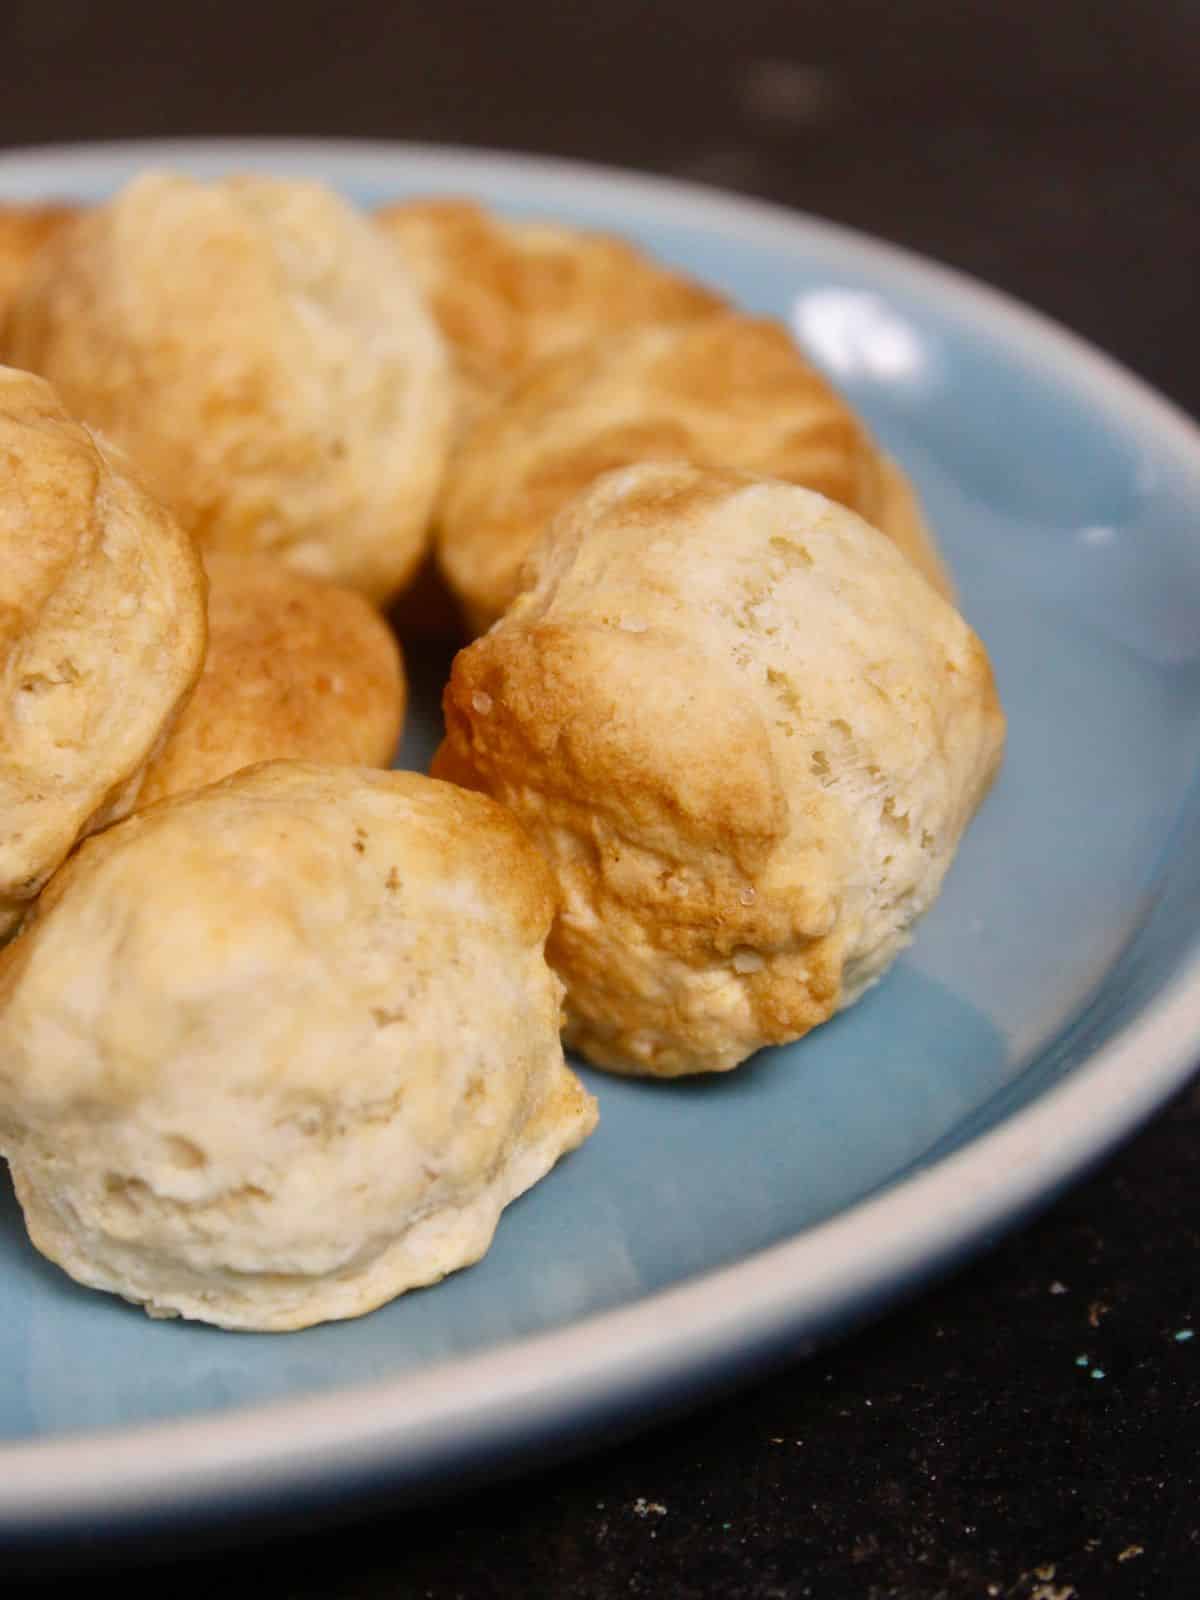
0, 174, 1004, 1331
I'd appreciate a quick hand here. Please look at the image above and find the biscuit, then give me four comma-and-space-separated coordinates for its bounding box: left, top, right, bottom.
0, 202, 80, 331
0, 365, 206, 938
5, 173, 453, 604
376, 197, 725, 437
434, 462, 1005, 1076
0, 762, 597, 1330
435, 313, 954, 633
138, 554, 406, 806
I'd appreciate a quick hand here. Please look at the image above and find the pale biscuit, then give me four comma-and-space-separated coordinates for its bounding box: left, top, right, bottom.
0, 762, 597, 1330
435, 313, 954, 633
0, 203, 80, 331
434, 462, 1004, 1077
5, 173, 453, 604
0, 365, 206, 938
376, 197, 725, 437
138, 554, 406, 806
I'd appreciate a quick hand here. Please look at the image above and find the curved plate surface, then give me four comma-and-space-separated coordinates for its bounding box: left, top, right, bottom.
1, 139, 1199, 1541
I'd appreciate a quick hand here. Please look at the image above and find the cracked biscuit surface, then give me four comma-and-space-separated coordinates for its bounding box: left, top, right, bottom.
436, 312, 953, 634
0, 365, 206, 937
138, 553, 406, 806
434, 462, 1004, 1076
5, 173, 452, 604
0, 762, 597, 1330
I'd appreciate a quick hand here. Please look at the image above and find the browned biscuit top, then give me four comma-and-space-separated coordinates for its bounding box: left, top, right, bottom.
138, 553, 407, 806
376, 197, 726, 433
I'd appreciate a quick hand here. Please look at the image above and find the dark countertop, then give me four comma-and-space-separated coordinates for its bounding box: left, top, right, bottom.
3, 3, 1198, 1594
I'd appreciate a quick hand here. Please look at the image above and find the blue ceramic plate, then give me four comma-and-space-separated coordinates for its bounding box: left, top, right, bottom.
1, 140, 1199, 1543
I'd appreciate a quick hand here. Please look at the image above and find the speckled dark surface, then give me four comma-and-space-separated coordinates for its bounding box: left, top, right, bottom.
2, 3, 1198, 1594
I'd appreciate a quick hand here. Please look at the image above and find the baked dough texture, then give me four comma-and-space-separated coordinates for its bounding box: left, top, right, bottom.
0, 762, 597, 1330
375, 197, 725, 436
138, 554, 406, 805
0, 203, 80, 330
434, 463, 1005, 1077
4, 173, 453, 603
435, 312, 953, 633
0, 365, 206, 938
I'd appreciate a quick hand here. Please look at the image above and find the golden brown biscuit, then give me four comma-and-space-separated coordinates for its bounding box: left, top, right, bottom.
5, 173, 453, 604
138, 554, 406, 806
434, 462, 1005, 1077
0, 365, 206, 937
435, 313, 954, 633
0, 762, 597, 1330
376, 199, 723, 637
376, 197, 725, 437
0, 203, 80, 331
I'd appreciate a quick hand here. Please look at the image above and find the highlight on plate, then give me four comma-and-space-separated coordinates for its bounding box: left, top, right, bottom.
0, 172, 1005, 1330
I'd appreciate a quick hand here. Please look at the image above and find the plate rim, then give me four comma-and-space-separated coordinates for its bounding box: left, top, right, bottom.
1, 135, 1198, 1538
